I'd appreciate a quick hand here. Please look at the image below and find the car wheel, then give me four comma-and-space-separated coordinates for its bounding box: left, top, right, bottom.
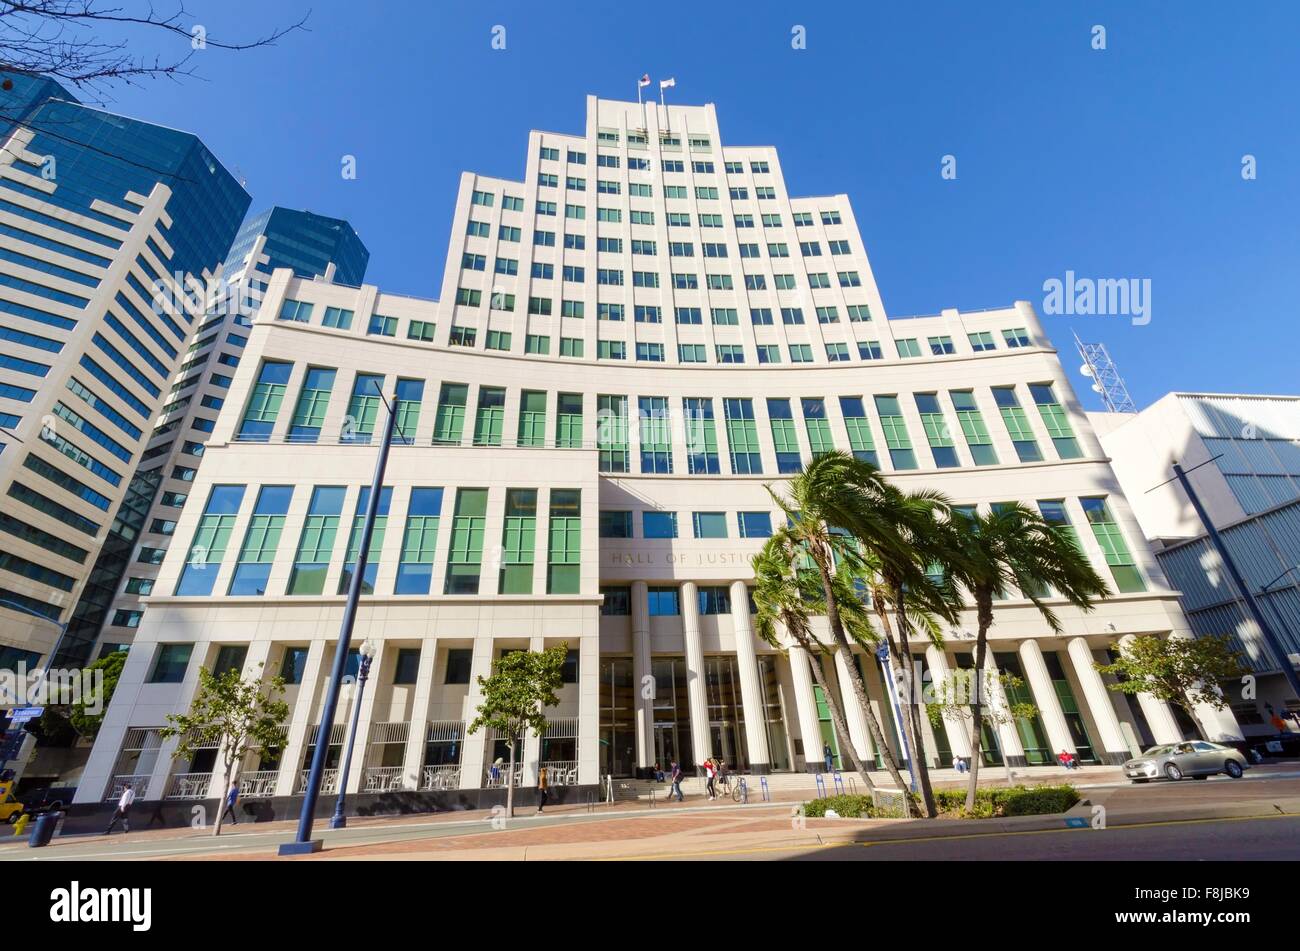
4, 813, 19, 825
1224, 760, 1244, 779
1164, 763, 1184, 781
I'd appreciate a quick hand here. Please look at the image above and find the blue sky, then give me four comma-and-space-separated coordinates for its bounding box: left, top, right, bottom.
95, 1, 1298, 410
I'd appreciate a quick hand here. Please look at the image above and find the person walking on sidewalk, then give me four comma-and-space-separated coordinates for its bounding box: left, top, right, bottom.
536, 764, 550, 814
104, 783, 135, 835
823, 742, 834, 773
704, 757, 717, 800
221, 779, 241, 825
669, 760, 684, 802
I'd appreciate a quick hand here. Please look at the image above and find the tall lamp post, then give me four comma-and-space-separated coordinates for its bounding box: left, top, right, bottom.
875, 642, 918, 793
330, 638, 376, 829
279, 387, 399, 855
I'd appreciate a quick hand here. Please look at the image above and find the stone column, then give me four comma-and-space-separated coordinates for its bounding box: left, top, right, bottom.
926, 645, 972, 759
401, 637, 439, 789
834, 649, 874, 763
982, 650, 1027, 767
787, 645, 825, 773
1066, 637, 1131, 764
1018, 640, 1077, 758
729, 580, 771, 772
458, 639, 495, 789
577, 631, 601, 786
275, 639, 329, 796
680, 581, 712, 771
631, 580, 653, 773
521, 636, 544, 786
1118, 634, 1196, 743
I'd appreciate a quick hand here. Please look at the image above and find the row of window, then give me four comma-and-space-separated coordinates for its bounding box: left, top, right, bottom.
170, 483, 582, 601
235, 361, 1082, 473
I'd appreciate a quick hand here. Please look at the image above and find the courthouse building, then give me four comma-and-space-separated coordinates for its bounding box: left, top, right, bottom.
75, 95, 1241, 807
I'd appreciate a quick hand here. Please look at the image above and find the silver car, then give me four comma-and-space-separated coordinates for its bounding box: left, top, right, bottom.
1124, 741, 1250, 783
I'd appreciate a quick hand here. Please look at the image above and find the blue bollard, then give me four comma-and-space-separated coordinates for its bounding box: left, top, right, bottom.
814, 773, 827, 799
833, 771, 845, 795
760, 776, 770, 802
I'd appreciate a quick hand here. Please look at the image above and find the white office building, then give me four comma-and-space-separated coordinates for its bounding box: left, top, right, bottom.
76, 96, 1239, 808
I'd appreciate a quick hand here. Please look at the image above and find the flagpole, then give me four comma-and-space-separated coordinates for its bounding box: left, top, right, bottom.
660, 84, 668, 134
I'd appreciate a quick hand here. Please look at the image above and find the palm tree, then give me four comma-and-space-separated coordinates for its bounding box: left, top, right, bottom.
939, 504, 1110, 810
767, 453, 930, 813
852, 479, 959, 818
751, 535, 881, 794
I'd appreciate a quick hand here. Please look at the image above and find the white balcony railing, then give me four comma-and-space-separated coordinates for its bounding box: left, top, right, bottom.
363, 766, 405, 792
484, 765, 524, 788
167, 772, 214, 799
420, 765, 462, 790
298, 769, 339, 795
238, 770, 281, 798
542, 761, 579, 786
104, 774, 151, 802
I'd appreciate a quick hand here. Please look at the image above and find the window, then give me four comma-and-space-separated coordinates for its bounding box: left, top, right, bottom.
286, 486, 346, 595
737, 511, 773, 538
768, 399, 802, 473
825, 342, 850, 362
802, 398, 835, 458
683, 398, 721, 474
599, 340, 627, 363
724, 398, 762, 474
715, 344, 744, 364
874, 396, 917, 470
1081, 498, 1145, 592
175, 484, 245, 596
433, 383, 468, 445
750, 307, 773, 325
1003, 327, 1031, 348
485, 330, 512, 352
781, 307, 805, 325
562, 300, 584, 319
445, 649, 472, 684
756, 344, 781, 364
499, 489, 537, 594
322, 306, 353, 329
928, 335, 955, 356
228, 485, 293, 596
149, 644, 193, 684
407, 320, 436, 342
692, 511, 728, 539
647, 586, 680, 616
445, 488, 488, 594
992, 387, 1042, 462
636, 342, 665, 362
675, 307, 702, 325
471, 190, 495, 207
1029, 384, 1082, 459
525, 334, 549, 355
547, 489, 581, 594
517, 390, 547, 447
635, 305, 662, 324
950, 390, 998, 466
393, 378, 424, 444
643, 511, 678, 539
560, 337, 584, 358
838, 397, 880, 468
473, 387, 506, 445
553, 392, 585, 446
639, 397, 673, 473
601, 586, 631, 616
237, 360, 291, 441
396, 487, 443, 594
857, 340, 883, 360
838, 271, 862, 287
342, 372, 383, 444
600, 510, 633, 538
968, 331, 996, 352
278, 298, 313, 323
789, 344, 813, 363
915, 393, 959, 468
697, 586, 731, 615
896, 338, 921, 358
528, 297, 551, 316
393, 649, 421, 685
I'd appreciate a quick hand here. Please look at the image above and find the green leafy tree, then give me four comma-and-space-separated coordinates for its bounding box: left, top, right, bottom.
1095, 634, 1248, 740
938, 504, 1109, 809
69, 649, 128, 738
752, 533, 898, 799
160, 663, 288, 836
468, 643, 568, 817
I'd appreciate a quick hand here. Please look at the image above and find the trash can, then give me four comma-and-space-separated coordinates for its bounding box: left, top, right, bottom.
28, 811, 60, 848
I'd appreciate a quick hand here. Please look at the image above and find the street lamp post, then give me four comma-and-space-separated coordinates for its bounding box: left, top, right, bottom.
279, 387, 399, 856
874, 642, 918, 793
330, 638, 376, 829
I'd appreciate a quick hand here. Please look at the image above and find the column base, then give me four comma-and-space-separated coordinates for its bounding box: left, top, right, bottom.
1006, 755, 1027, 768
277, 839, 323, 856
746, 763, 772, 775
1101, 750, 1130, 766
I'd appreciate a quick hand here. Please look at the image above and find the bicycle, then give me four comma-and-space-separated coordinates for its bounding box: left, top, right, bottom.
715, 774, 744, 802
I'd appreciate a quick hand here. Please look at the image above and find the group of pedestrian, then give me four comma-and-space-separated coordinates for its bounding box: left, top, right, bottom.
104, 779, 243, 835
703, 756, 730, 799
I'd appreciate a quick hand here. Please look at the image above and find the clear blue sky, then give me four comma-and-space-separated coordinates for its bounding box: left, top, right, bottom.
95, 1, 1297, 410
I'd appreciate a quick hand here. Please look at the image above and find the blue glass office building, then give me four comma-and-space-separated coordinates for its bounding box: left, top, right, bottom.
0, 71, 250, 668
224, 207, 369, 287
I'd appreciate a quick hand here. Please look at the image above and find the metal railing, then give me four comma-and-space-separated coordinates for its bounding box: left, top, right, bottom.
541, 760, 579, 785
104, 774, 151, 802
362, 766, 405, 792
166, 772, 213, 799
484, 765, 524, 788
420, 765, 462, 790
238, 770, 281, 798
298, 768, 339, 795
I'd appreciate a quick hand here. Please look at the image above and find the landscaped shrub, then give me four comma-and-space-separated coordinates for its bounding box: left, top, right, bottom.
802, 794, 877, 818
934, 784, 1078, 818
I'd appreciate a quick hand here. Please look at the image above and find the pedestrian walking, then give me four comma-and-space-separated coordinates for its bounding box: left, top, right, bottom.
536, 764, 549, 814
823, 742, 834, 773
669, 760, 684, 802
221, 779, 240, 825
704, 757, 717, 800
104, 782, 135, 835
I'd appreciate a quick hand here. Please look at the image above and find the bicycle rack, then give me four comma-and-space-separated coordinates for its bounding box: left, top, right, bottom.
585, 790, 597, 814
739, 778, 749, 804
760, 776, 771, 802
833, 771, 845, 795
847, 776, 858, 796
814, 773, 827, 799
648, 788, 657, 809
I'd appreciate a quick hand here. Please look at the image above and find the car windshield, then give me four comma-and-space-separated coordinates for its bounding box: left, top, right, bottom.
1141, 745, 1174, 756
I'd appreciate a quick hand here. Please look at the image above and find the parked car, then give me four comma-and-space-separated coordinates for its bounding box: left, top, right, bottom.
1124, 741, 1250, 783
17, 785, 77, 817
